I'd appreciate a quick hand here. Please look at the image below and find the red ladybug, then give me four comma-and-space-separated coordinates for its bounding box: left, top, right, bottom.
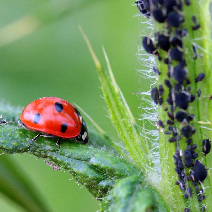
19, 97, 89, 147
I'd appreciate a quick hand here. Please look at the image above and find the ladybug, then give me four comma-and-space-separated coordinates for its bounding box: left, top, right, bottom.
19, 97, 89, 147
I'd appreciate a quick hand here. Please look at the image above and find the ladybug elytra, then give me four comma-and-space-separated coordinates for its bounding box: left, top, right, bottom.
19, 97, 89, 147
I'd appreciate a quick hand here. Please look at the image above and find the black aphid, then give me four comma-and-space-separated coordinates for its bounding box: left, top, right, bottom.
158, 34, 170, 51
184, 149, 193, 167
136, 0, 150, 17
153, 8, 165, 23
197, 89, 201, 97
153, 67, 160, 75
181, 126, 194, 138
191, 144, 197, 150
192, 16, 197, 24
184, 0, 190, 5
176, 93, 189, 110
159, 84, 164, 96
165, 131, 171, 135
184, 193, 189, 199
193, 160, 207, 182
164, 58, 169, 64
173, 64, 186, 84
159, 97, 163, 105
163, 0, 182, 16
202, 139, 211, 155
170, 47, 183, 62
171, 37, 182, 48
168, 126, 174, 131
169, 137, 176, 143
167, 12, 182, 28
142, 37, 158, 54
176, 111, 188, 122
158, 120, 165, 128
184, 208, 190, 212
151, 86, 159, 104
167, 120, 174, 125
192, 152, 198, 159
192, 24, 201, 30
175, 83, 181, 92
187, 114, 194, 121
198, 195, 205, 201
167, 111, 174, 120
164, 79, 172, 88
189, 95, 195, 102
187, 186, 192, 197
195, 73, 205, 83
186, 138, 192, 145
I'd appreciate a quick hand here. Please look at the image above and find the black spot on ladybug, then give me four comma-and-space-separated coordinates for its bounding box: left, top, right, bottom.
34, 113, 41, 124
142, 37, 158, 55
173, 64, 186, 84
193, 160, 207, 182
192, 24, 201, 30
195, 73, 205, 83
170, 47, 183, 62
151, 86, 159, 104
181, 126, 194, 138
202, 139, 211, 155
61, 123, 67, 133
158, 34, 170, 51
153, 8, 165, 23
55, 102, 63, 112
167, 12, 182, 28
176, 93, 189, 110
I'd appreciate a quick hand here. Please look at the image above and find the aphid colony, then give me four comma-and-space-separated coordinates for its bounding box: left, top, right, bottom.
136, 0, 207, 211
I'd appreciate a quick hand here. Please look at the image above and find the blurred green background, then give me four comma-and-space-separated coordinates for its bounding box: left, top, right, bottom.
0, 0, 149, 211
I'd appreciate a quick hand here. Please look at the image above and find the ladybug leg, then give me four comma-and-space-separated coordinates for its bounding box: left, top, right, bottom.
30, 133, 42, 144
56, 138, 61, 148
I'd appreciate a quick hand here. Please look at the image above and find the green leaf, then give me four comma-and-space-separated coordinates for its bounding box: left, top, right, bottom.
0, 109, 140, 199
79, 27, 152, 170
101, 175, 167, 212
0, 155, 51, 212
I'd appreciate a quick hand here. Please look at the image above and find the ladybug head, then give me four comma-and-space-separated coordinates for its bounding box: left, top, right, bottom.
77, 118, 89, 144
